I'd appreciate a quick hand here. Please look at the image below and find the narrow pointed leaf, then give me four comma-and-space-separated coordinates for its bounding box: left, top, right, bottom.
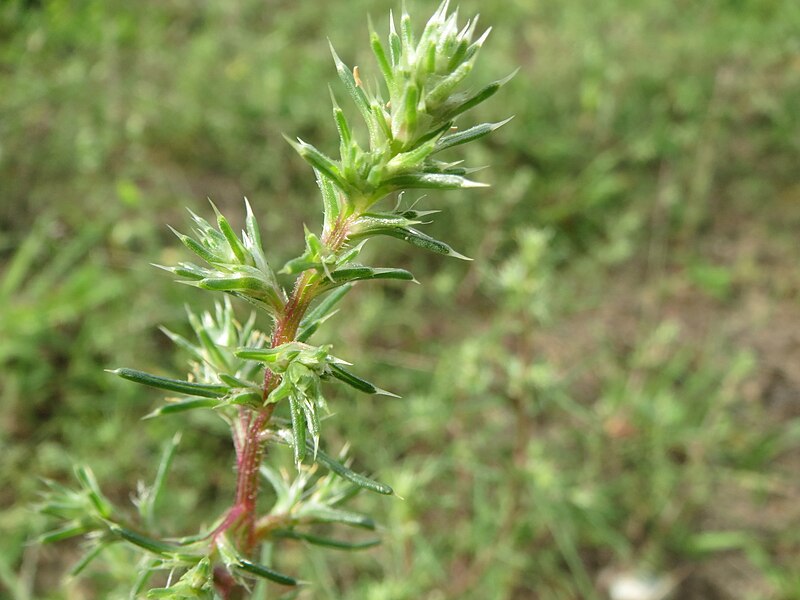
210, 203, 248, 264
369, 20, 394, 88
328, 265, 415, 285
69, 543, 109, 577
140, 432, 182, 529
130, 560, 160, 600
440, 69, 518, 121
328, 364, 399, 396
39, 523, 93, 544
311, 445, 393, 495
244, 198, 263, 251
411, 120, 454, 147
152, 262, 210, 281
158, 326, 203, 361
388, 11, 402, 65
435, 117, 513, 152
236, 559, 298, 586
144, 398, 219, 419
289, 394, 307, 466
305, 398, 321, 458
306, 506, 376, 530
274, 529, 380, 550
110, 525, 197, 560
384, 172, 488, 190
284, 135, 349, 191
169, 227, 219, 264
399, 10, 414, 55
357, 226, 471, 260
74, 466, 113, 519
316, 170, 341, 235
297, 284, 353, 342
109, 368, 228, 398
328, 42, 376, 142
427, 61, 473, 107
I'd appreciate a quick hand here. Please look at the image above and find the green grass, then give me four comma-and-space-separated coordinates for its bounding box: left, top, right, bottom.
1, 0, 799, 598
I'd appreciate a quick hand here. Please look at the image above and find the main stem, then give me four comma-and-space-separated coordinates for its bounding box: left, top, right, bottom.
225, 215, 353, 554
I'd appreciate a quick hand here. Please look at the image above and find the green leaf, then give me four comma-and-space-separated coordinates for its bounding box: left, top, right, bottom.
193, 275, 281, 306
328, 42, 377, 145
297, 284, 353, 342
244, 198, 264, 255
289, 393, 307, 466
316, 170, 341, 236
69, 542, 110, 577
399, 9, 414, 56
39, 522, 93, 544
388, 10, 402, 65
211, 202, 248, 265
328, 364, 399, 397
236, 559, 298, 587
158, 326, 204, 362
369, 18, 394, 88
387, 139, 437, 171
383, 172, 488, 190
284, 135, 349, 191
187, 309, 233, 371
327, 265, 415, 286
439, 69, 517, 121
130, 559, 160, 600
304, 506, 376, 530
152, 262, 211, 281
109, 368, 228, 399
74, 466, 114, 519
140, 432, 182, 530
311, 445, 393, 495
274, 529, 380, 551
356, 226, 471, 260
434, 117, 513, 152
110, 525, 198, 560
395, 82, 419, 142
426, 61, 473, 107
168, 227, 220, 264
145, 398, 218, 420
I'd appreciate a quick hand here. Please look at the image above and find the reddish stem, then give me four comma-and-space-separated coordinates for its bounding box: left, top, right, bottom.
213, 215, 352, 560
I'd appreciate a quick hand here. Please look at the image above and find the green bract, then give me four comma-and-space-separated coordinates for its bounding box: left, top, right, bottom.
40, 3, 509, 596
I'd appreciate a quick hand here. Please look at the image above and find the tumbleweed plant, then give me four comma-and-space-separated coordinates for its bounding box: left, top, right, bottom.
39, 3, 511, 597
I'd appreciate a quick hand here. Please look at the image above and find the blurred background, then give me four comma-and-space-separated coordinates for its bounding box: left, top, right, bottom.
1, 0, 799, 598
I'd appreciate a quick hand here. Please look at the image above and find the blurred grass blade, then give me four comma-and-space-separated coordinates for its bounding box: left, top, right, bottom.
140, 432, 182, 529
69, 542, 109, 577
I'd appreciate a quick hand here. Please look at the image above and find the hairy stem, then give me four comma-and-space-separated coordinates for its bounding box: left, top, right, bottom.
224, 215, 354, 554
